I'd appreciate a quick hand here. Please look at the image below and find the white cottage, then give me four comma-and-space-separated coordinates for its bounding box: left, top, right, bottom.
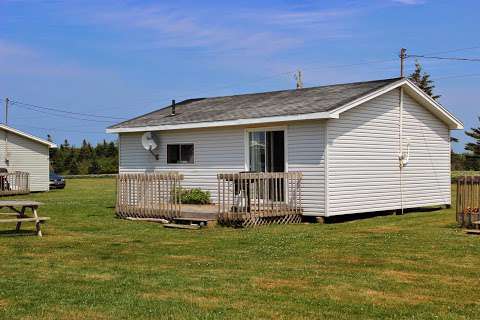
107, 77, 463, 218
0, 124, 56, 192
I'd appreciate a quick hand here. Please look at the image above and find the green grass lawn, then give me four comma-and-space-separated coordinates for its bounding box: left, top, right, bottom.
0, 179, 479, 319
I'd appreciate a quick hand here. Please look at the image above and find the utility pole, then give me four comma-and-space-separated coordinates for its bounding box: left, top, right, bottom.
399, 48, 407, 77
294, 70, 303, 89
4, 98, 9, 125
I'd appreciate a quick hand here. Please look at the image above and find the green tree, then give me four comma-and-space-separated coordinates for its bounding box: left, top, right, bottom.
79, 139, 93, 161
409, 60, 440, 100
465, 116, 480, 155
49, 138, 119, 175
70, 159, 80, 175
89, 157, 101, 174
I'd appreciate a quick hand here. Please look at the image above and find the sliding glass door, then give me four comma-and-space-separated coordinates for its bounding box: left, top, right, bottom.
248, 130, 285, 173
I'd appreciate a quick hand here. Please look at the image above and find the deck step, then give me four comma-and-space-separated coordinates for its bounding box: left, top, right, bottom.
164, 223, 201, 230
173, 217, 216, 228
465, 229, 480, 234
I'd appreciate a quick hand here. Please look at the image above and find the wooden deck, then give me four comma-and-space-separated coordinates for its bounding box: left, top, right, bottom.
115, 171, 304, 228
116, 173, 183, 219
456, 176, 480, 229
217, 172, 303, 227
0, 172, 29, 196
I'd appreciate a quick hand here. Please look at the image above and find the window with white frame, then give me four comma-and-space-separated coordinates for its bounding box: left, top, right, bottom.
167, 144, 194, 164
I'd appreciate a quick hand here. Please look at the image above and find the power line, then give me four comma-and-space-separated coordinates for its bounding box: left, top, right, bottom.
9, 100, 126, 120
139, 57, 400, 103
11, 103, 115, 123
435, 73, 480, 80
407, 54, 480, 62
421, 45, 480, 56
12, 123, 106, 134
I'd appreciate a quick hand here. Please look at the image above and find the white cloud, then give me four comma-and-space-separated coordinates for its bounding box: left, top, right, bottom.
83, 3, 355, 56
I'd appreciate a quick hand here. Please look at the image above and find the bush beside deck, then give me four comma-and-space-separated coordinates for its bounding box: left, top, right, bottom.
0, 178, 479, 319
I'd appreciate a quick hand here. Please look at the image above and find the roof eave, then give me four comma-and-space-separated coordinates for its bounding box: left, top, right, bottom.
106, 112, 336, 133
329, 78, 464, 130
0, 124, 57, 147
106, 78, 463, 134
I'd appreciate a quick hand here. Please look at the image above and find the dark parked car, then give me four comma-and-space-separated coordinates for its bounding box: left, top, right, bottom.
49, 172, 65, 189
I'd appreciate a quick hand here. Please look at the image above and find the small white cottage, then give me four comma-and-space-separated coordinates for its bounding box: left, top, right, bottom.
107, 77, 463, 218
0, 124, 56, 192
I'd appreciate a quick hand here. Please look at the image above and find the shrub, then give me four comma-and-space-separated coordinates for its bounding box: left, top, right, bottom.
175, 188, 211, 204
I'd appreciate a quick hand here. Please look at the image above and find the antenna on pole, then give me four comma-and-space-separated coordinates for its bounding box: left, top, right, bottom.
4, 98, 9, 125
399, 48, 407, 77
294, 70, 303, 89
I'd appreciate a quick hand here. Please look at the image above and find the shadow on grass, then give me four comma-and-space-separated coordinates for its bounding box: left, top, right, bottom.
0, 229, 38, 237
314, 206, 445, 224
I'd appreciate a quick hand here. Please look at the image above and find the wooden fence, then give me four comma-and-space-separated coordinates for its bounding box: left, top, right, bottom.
0, 171, 29, 196
116, 173, 183, 219
456, 176, 480, 228
217, 172, 303, 227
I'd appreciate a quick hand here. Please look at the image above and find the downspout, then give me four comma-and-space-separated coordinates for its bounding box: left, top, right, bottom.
4, 130, 9, 167
398, 87, 410, 214
399, 87, 404, 215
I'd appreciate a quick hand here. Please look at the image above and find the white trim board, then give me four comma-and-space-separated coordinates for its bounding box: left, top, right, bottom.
107, 112, 335, 133
0, 124, 57, 148
329, 78, 463, 130
106, 79, 463, 134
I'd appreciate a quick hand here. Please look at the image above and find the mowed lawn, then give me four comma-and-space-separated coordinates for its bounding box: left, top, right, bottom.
0, 179, 479, 320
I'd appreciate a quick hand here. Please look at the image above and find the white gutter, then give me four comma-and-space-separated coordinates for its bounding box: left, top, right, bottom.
329, 79, 463, 130
106, 112, 337, 133
0, 124, 57, 148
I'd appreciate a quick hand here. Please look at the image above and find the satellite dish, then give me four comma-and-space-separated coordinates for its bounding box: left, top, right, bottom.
141, 132, 159, 160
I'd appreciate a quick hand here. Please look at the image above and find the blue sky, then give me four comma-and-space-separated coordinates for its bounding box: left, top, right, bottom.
0, 0, 479, 152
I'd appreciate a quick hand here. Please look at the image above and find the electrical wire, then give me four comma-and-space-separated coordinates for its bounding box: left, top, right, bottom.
139, 57, 400, 103
407, 54, 480, 62
9, 100, 126, 120
420, 45, 480, 56
436, 73, 480, 80
11, 123, 106, 135
9, 46, 480, 127
10, 103, 116, 123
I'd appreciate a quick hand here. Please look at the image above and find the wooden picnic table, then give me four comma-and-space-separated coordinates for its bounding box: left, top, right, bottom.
0, 201, 49, 237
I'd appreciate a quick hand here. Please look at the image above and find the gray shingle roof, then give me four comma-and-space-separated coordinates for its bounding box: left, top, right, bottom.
109, 77, 402, 129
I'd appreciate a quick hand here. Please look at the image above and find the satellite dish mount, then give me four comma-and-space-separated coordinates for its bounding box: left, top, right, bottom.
141, 132, 159, 160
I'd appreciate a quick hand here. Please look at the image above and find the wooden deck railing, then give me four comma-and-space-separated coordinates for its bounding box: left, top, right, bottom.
116, 172, 183, 219
457, 176, 480, 228
0, 171, 29, 196
217, 172, 303, 227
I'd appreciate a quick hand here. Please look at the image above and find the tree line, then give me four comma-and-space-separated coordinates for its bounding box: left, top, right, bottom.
49, 139, 118, 175
409, 61, 480, 171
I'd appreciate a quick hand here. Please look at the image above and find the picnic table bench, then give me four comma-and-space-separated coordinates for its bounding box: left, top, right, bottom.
0, 201, 49, 237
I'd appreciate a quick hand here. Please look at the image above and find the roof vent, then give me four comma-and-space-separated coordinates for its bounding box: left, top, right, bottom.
171, 99, 176, 116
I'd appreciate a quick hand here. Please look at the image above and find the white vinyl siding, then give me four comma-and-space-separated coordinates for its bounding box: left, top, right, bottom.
119, 122, 327, 213
119, 127, 245, 203
401, 94, 451, 207
0, 130, 50, 192
288, 121, 326, 216
327, 89, 401, 216
327, 89, 451, 216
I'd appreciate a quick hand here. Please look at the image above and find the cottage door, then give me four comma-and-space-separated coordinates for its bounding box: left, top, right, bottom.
248, 130, 284, 173
248, 130, 285, 202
